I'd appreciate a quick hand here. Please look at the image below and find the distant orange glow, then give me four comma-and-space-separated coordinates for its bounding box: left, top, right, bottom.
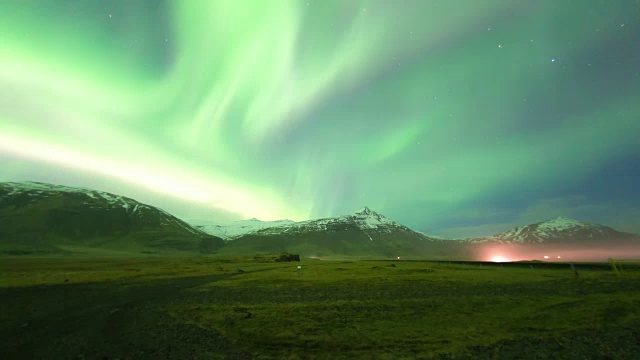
476, 243, 640, 262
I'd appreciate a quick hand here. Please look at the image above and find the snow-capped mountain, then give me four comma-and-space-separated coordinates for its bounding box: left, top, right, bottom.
465, 217, 640, 261
221, 207, 466, 259
187, 218, 296, 240
252, 207, 422, 239
471, 217, 638, 244
191, 207, 424, 241
2, 182, 192, 230
0, 182, 223, 254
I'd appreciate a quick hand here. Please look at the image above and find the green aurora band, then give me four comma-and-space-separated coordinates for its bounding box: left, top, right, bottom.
1, 0, 639, 236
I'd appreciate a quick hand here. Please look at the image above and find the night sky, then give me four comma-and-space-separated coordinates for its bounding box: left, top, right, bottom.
1, 0, 639, 238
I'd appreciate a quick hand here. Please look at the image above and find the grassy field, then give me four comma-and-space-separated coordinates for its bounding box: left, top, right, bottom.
1, 256, 639, 359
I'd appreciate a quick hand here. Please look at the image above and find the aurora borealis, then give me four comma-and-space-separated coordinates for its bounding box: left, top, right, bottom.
1, 0, 639, 238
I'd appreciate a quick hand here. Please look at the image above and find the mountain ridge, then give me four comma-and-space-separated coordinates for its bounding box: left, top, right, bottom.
1, 181, 637, 260
0, 181, 224, 255
470, 216, 638, 244
187, 217, 296, 240
218, 206, 463, 259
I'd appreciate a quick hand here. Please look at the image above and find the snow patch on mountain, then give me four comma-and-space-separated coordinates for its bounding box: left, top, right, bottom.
188, 218, 296, 240
219, 206, 438, 243
3, 181, 172, 218
3, 181, 84, 195
191, 207, 404, 240
2, 181, 139, 211
0, 182, 191, 231
353, 206, 397, 231
471, 216, 628, 244
536, 217, 594, 232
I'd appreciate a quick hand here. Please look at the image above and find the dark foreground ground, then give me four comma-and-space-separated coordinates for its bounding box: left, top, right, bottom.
1, 257, 639, 359
1, 274, 252, 360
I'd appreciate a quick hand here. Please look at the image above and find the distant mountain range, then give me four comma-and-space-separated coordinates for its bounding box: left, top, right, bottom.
464, 217, 640, 261
187, 218, 296, 240
0, 182, 224, 255
1, 182, 638, 260
469, 217, 638, 244
215, 207, 465, 259
192, 209, 639, 261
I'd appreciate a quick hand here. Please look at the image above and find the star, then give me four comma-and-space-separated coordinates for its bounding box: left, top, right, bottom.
3, 0, 640, 241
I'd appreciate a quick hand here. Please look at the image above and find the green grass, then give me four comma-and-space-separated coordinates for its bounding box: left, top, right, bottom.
1, 256, 639, 359
170, 259, 640, 359
0, 255, 246, 288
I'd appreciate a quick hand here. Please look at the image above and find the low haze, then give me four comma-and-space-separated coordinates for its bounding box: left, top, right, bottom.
1, 0, 639, 238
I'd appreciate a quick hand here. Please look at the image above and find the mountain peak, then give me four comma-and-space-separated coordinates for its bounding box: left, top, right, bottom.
356, 206, 374, 215
538, 216, 587, 230
550, 216, 580, 222
486, 215, 624, 244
